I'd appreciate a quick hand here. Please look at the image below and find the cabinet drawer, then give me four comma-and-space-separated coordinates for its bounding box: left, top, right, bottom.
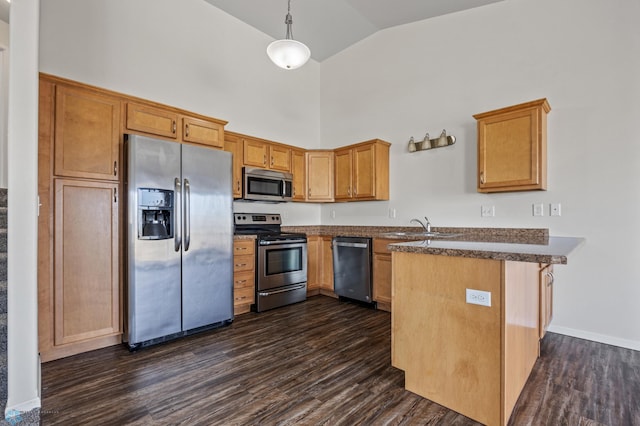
234, 254, 254, 273
234, 286, 255, 306
234, 240, 255, 256
233, 271, 255, 290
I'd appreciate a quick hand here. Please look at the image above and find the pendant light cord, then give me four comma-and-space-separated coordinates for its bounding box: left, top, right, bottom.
285, 0, 293, 40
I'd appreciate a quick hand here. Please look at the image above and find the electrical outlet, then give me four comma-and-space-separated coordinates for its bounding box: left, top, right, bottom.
466, 289, 491, 307
388, 208, 396, 219
331, 210, 336, 219
550, 203, 561, 216
481, 205, 495, 217
533, 203, 544, 216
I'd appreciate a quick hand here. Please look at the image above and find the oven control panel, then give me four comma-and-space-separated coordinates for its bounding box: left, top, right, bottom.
234, 213, 281, 226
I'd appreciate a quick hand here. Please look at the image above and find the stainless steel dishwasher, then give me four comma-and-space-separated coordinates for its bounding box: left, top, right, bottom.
332, 236, 374, 305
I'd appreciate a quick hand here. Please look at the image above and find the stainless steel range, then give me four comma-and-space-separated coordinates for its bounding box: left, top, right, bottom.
234, 213, 307, 312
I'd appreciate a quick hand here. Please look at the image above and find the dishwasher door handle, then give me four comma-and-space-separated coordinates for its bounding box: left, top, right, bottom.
334, 242, 369, 248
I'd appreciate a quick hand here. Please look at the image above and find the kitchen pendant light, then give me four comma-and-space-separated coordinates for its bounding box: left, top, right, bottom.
267, 0, 310, 70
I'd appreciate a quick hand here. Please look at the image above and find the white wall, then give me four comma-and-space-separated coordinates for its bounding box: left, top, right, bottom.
0, 20, 9, 188
6, 0, 41, 416
39, 0, 322, 225
320, 0, 640, 349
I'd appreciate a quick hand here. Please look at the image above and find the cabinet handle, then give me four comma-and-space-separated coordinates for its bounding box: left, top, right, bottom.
235, 263, 247, 267
185, 124, 190, 137
547, 271, 554, 286
480, 171, 485, 184
347, 187, 351, 196
172, 121, 177, 134
237, 180, 241, 192
235, 280, 247, 285
113, 161, 117, 176
235, 247, 247, 251
271, 156, 274, 167
308, 188, 311, 197
114, 188, 117, 203
263, 155, 267, 166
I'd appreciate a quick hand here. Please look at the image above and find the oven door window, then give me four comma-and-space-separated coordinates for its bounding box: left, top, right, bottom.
265, 247, 303, 275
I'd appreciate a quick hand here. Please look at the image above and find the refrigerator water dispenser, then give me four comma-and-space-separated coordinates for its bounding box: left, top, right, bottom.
138, 188, 173, 239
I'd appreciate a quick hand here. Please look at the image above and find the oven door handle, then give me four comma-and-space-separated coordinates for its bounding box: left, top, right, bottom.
259, 238, 307, 246
258, 284, 306, 297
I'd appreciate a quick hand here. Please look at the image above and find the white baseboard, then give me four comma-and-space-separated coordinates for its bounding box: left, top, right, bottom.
4, 397, 41, 420
548, 325, 640, 351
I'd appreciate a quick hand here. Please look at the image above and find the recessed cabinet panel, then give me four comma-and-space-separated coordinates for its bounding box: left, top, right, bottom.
306, 151, 334, 202
54, 86, 121, 181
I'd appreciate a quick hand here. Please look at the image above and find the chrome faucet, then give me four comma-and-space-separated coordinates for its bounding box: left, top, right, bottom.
410, 216, 432, 233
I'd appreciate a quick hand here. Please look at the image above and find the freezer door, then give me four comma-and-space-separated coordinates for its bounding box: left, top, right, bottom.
181, 144, 233, 330
127, 135, 183, 344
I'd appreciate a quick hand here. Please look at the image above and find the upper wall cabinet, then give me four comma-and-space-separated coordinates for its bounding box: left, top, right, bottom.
334, 139, 390, 202
125, 102, 226, 148
54, 85, 121, 181
126, 102, 179, 139
182, 116, 224, 149
474, 98, 551, 193
223, 131, 244, 199
243, 137, 291, 172
306, 150, 334, 202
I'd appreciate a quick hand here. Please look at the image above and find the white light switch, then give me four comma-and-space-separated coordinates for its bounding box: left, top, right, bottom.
533, 203, 544, 216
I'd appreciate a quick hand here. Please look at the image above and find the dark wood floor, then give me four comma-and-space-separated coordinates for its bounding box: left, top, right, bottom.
41, 296, 639, 425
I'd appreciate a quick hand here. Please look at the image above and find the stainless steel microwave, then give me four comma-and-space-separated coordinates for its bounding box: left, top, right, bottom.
242, 167, 293, 202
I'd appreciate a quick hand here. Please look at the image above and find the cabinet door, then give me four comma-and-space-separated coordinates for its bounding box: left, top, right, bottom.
334, 148, 353, 200
475, 99, 549, 193
182, 116, 224, 148
307, 236, 321, 292
319, 236, 334, 292
54, 179, 120, 346
243, 138, 269, 168
353, 143, 375, 199
269, 145, 291, 172
291, 148, 306, 201
306, 151, 334, 202
54, 85, 121, 181
126, 102, 178, 139
539, 264, 554, 338
224, 133, 243, 198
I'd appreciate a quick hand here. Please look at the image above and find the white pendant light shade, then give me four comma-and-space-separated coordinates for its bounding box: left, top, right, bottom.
267, 0, 310, 70
267, 39, 311, 70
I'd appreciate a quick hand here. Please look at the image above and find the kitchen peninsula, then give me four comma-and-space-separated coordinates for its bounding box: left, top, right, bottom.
389, 235, 584, 426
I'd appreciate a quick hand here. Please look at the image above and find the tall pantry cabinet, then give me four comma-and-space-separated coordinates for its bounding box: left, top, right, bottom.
39, 77, 122, 362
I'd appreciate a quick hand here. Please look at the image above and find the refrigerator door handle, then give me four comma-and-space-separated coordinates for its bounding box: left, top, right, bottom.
174, 177, 182, 251
184, 178, 191, 251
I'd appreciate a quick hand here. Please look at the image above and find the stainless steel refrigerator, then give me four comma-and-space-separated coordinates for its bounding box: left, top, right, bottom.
125, 134, 233, 349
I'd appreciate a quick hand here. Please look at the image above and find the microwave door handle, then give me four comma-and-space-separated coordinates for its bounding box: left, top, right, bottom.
281, 179, 286, 198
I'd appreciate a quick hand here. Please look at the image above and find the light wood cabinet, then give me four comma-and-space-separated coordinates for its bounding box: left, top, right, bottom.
307, 235, 335, 296
306, 151, 334, 202
126, 102, 226, 148
233, 239, 255, 315
291, 148, 306, 201
53, 179, 121, 350
224, 131, 244, 198
243, 137, 291, 172
474, 98, 550, 193
182, 116, 224, 149
54, 85, 121, 181
372, 238, 409, 312
334, 139, 390, 201
125, 102, 179, 139
539, 264, 554, 339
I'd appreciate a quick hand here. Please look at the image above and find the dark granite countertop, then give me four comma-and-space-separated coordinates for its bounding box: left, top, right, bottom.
280, 225, 584, 264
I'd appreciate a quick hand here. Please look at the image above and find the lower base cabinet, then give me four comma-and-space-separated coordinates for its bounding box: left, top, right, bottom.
307, 235, 335, 297
373, 238, 410, 312
233, 239, 255, 315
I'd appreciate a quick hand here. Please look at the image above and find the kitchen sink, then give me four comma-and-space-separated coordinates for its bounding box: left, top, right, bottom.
379, 231, 460, 239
